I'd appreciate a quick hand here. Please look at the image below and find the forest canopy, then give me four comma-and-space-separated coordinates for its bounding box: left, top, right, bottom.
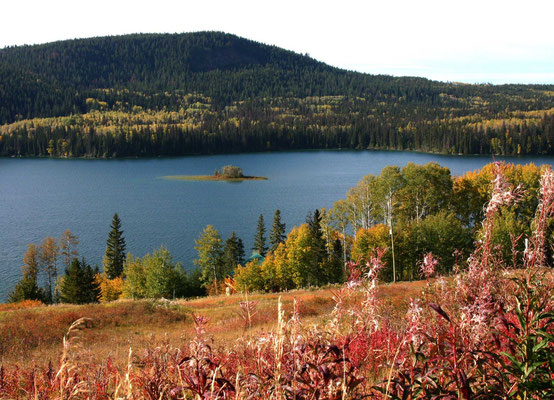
1, 31, 554, 157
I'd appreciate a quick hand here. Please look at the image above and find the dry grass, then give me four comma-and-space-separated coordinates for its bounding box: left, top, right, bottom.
0, 281, 425, 368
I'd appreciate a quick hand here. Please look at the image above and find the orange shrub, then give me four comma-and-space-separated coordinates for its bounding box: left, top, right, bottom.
0, 299, 44, 312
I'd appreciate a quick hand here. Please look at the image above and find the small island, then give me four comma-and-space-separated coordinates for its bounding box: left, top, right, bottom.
163, 165, 267, 181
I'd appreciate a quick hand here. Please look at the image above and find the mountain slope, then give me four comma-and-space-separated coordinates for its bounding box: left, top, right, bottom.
1, 32, 554, 156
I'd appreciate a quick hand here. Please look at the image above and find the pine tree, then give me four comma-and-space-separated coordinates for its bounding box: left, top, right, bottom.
253, 214, 268, 256
269, 209, 286, 253
8, 275, 44, 303
307, 210, 327, 263
103, 213, 126, 279
224, 232, 245, 273
237, 237, 245, 265
60, 258, 100, 304
325, 238, 345, 283
306, 209, 328, 285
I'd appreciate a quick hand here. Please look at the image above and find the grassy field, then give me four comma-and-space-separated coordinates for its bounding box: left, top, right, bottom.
0, 280, 424, 367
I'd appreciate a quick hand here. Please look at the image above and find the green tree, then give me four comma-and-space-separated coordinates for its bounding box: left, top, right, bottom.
122, 254, 147, 299
253, 214, 268, 256
123, 247, 189, 299
234, 260, 265, 293
59, 258, 100, 304
143, 247, 183, 299
401, 211, 472, 279
185, 268, 207, 298
269, 209, 286, 253
103, 213, 126, 279
399, 162, 452, 222
224, 232, 245, 273
194, 225, 225, 292
8, 275, 44, 303
306, 209, 328, 284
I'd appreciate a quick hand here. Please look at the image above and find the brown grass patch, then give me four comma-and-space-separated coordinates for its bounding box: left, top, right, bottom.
0, 281, 425, 367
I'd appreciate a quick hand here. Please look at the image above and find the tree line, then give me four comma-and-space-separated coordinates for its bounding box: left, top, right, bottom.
1, 94, 553, 157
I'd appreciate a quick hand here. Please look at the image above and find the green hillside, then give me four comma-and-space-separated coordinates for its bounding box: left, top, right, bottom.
1, 31, 553, 156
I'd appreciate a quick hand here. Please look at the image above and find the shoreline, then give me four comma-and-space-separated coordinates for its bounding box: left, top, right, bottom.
1, 147, 550, 161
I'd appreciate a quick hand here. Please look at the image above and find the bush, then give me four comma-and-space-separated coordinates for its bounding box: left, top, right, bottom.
219, 165, 244, 178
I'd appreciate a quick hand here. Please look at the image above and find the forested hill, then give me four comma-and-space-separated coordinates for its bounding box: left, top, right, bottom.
1, 31, 554, 157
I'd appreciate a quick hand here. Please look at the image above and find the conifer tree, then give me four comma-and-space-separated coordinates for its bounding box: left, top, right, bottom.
306, 209, 328, 285
59, 258, 100, 304
269, 209, 286, 253
103, 213, 126, 279
253, 214, 268, 256
237, 237, 245, 265
307, 209, 327, 264
224, 232, 245, 273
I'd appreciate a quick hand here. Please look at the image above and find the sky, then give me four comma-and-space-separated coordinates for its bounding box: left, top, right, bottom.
1, 0, 553, 84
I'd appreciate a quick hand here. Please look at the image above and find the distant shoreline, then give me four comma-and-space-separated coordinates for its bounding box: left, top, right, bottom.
162, 175, 268, 181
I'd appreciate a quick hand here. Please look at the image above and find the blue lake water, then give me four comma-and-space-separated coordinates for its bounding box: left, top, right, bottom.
1, 150, 553, 301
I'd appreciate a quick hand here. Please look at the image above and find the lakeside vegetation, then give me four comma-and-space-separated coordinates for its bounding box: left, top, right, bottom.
6, 161, 552, 303
0, 161, 552, 398
1, 32, 554, 158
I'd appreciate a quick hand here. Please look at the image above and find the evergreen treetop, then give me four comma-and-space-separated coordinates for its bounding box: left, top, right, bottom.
253, 214, 268, 256
269, 209, 286, 253
59, 258, 100, 304
103, 213, 126, 279
224, 232, 245, 272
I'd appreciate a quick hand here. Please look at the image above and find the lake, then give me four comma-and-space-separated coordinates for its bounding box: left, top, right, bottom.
1, 150, 553, 301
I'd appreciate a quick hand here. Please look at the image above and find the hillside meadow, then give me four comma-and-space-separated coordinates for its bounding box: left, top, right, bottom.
0, 280, 424, 367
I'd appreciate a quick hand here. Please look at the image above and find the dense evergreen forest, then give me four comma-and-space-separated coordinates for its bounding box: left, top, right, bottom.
1, 31, 554, 157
